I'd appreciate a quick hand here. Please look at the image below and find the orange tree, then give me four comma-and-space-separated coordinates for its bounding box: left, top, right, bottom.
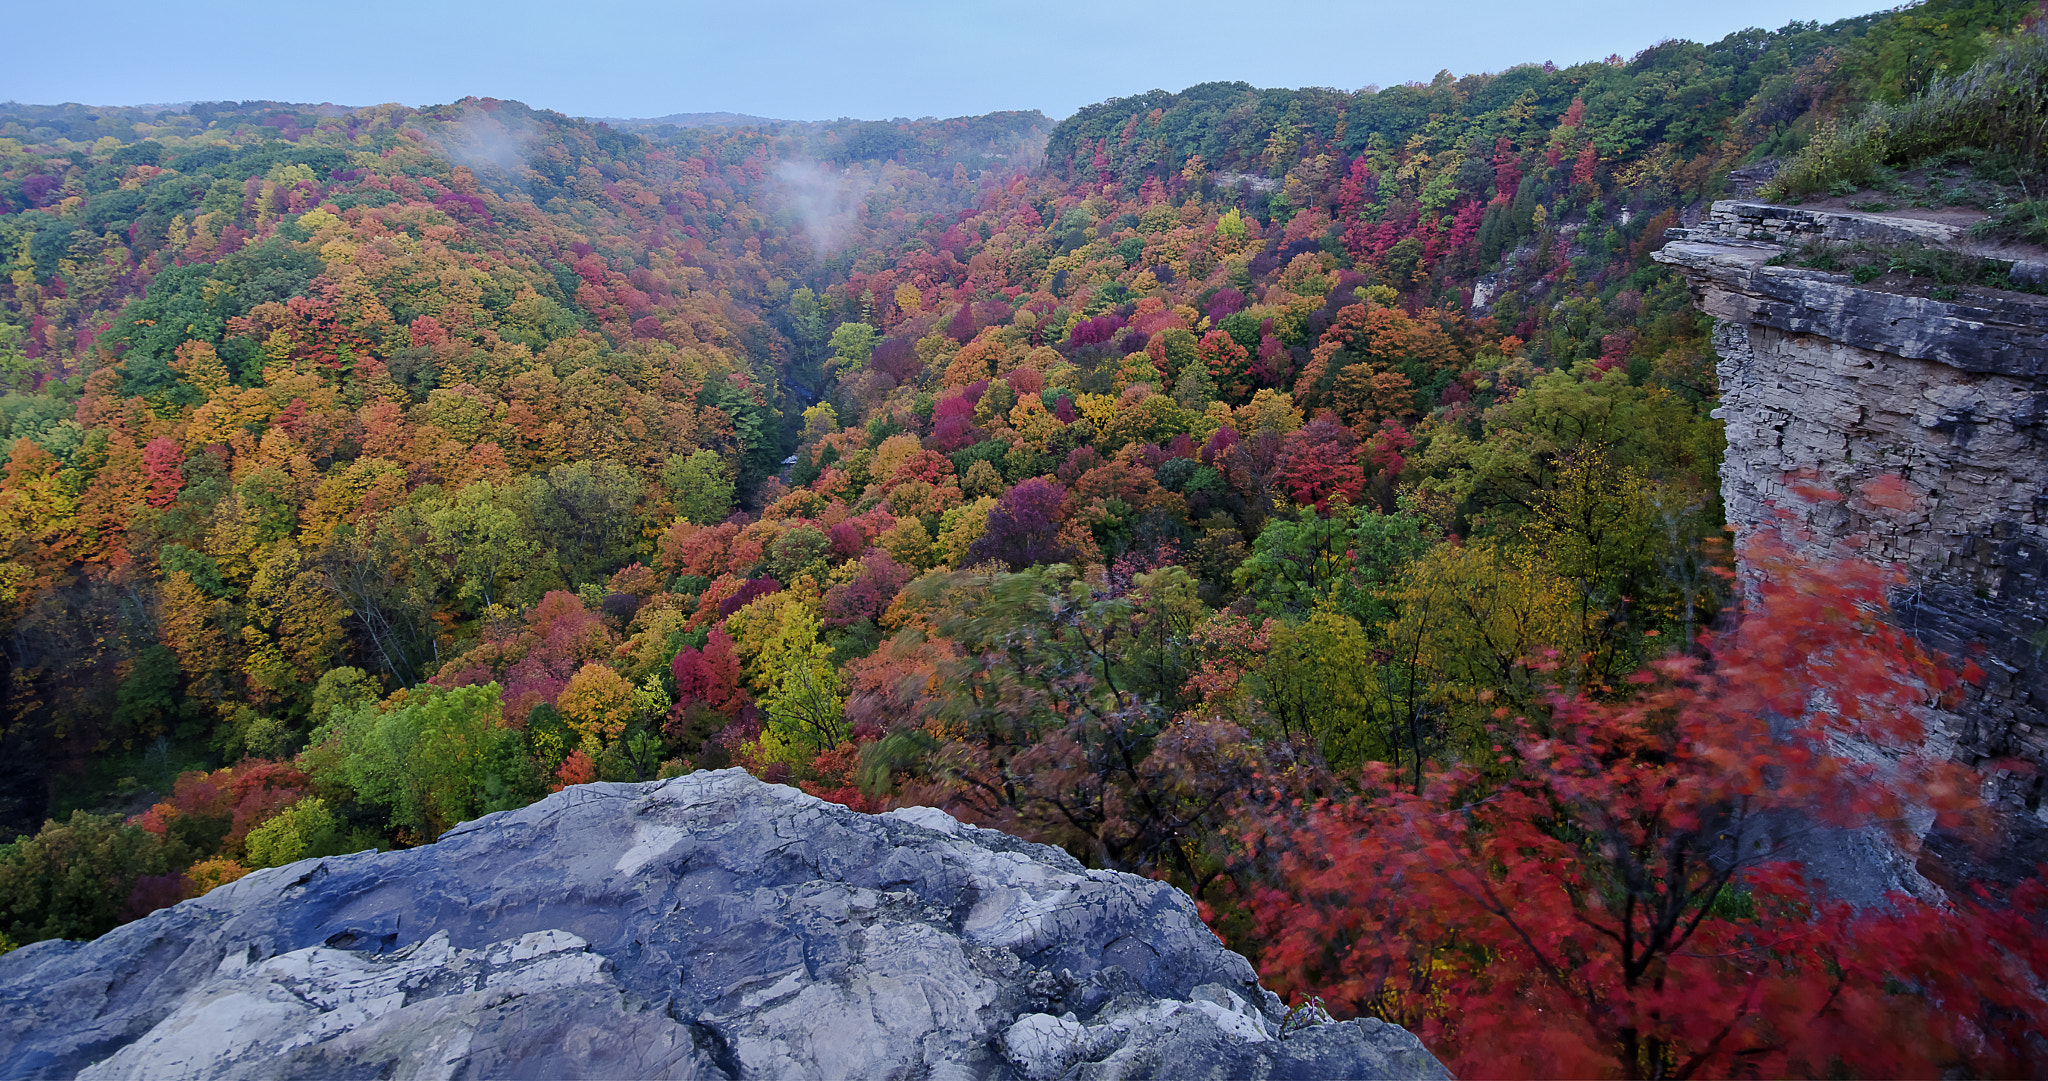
1232, 539, 2046, 1078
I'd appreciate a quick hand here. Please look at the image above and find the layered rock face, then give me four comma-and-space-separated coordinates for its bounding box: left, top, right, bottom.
0, 770, 1447, 1081
1656, 203, 2048, 876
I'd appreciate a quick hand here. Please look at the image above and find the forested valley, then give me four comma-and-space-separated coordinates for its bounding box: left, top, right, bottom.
1, 1, 2044, 1074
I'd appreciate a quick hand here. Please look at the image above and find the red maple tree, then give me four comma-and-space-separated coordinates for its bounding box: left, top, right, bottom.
1233, 540, 2045, 1078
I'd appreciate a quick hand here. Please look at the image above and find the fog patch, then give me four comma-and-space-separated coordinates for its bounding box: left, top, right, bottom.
1000, 129, 1049, 174
430, 105, 542, 195
773, 161, 877, 253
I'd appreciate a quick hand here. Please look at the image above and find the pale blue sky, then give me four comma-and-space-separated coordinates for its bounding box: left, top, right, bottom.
7, 0, 1889, 121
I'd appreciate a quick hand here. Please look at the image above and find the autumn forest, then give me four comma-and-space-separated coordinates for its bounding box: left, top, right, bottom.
1, 1, 2045, 1075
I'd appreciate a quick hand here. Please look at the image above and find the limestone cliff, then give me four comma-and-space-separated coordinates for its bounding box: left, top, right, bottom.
0, 769, 1447, 1081
1656, 202, 2047, 883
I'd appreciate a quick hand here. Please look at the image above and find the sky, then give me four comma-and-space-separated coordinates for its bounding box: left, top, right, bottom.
8, 0, 1889, 123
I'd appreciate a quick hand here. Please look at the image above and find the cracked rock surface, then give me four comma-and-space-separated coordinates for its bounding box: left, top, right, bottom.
0, 769, 1448, 1080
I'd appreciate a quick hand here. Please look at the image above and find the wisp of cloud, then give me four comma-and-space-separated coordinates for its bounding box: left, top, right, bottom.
773, 160, 878, 253
427, 104, 541, 195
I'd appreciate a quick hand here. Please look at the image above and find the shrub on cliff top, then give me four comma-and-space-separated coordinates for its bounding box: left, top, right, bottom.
1767, 29, 2048, 199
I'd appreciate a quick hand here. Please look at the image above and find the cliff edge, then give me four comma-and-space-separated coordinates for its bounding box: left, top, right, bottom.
0, 769, 1447, 1081
1656, 202, 2047, 891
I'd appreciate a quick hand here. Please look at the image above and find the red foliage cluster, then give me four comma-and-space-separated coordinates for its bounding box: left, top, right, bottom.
1235, 543, 2041, 1079
436, 591, 618, 722
796, 741, 888, 813
134, 759, 313, 851
1274, 416, 1365, 510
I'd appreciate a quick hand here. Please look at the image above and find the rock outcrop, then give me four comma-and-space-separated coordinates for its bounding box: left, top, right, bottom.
0, 769, 1448, 1081
1656, 202, 2048, 889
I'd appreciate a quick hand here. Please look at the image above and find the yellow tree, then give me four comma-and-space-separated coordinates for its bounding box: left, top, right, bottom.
557, 662, 638, 754
1375, 539, 1592, 788
758, 606, 845, 752
0, 439, 79, 610
158, 570, 230, 701
893, 281, 923, 317
1251, 606, 1385, 769
878, 517, 937, 571
727, 590, 845, 751
169, 339, 231, 397
798, 402, 839, 446
240, 545, 349, 704
937, 496, 999, 567
868, 433, 923, 485
418, 480, 544, 611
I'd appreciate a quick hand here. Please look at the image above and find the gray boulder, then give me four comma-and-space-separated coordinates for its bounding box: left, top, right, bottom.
0, 769, 1447, 1080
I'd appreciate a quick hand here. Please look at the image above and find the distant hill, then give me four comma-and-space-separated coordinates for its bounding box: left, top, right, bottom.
583, 111, 791, 129
0, 100, 362, 143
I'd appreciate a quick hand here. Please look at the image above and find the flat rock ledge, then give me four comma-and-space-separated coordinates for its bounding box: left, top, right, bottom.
0, 769, 1448, 1080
